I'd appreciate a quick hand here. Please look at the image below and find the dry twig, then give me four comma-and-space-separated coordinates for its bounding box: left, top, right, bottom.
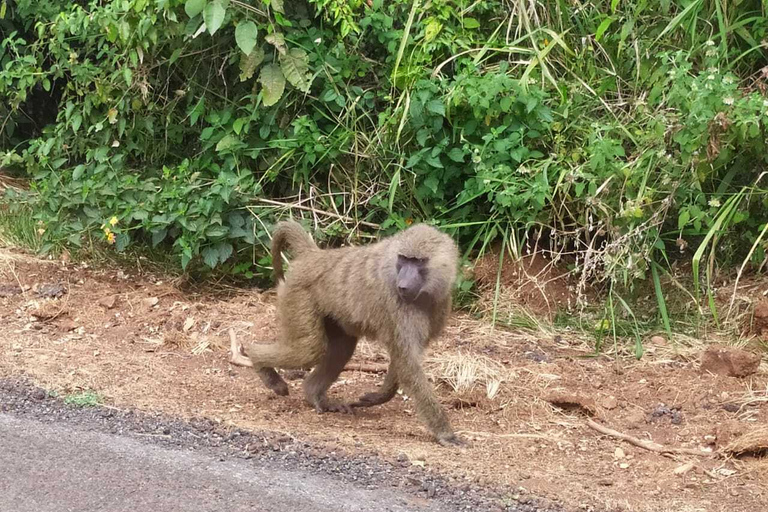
587, 419, 714, 457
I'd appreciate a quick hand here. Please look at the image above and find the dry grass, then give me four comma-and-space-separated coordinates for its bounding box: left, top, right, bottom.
427, 352, 508, 400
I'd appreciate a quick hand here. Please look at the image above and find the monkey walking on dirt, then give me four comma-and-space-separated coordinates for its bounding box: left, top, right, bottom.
229, 219, 463, 446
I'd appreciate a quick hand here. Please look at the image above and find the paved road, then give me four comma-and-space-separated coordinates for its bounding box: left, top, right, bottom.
0, 413, 438, 512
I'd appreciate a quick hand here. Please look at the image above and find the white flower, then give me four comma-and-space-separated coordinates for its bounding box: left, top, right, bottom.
723, 97, 734, 106
705, 40, 715, 46
708, 198, 721, 208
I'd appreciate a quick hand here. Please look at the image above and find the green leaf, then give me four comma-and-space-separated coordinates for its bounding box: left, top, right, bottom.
678, 210, 690, 230
426, 99, 445, 117
259, 64, 286, 107
123, 67, 133, 87
72, 165, 85, 180
217, 242, 233, 262
203, 0, 226, 35
235, 21, 258, 55
463, 18, 480, 29
185, 0, 206, 18
202, 246, 220, 268
206, 225, 228, 237
424, 19, 442, 42
233, 118, 246, 135
239, 46, 265, 81
152, 229, 168, 246
279, 48, 313, 93
265, 32, 286, 54
71, 114, 82, 133
181, 251, 192, 269
169, 48, 183, 64
447, 148, 464, 162
595, 17, 613, 42
215, 134, 238, 152
271, 0, 285, 14
116, 233, 130, 252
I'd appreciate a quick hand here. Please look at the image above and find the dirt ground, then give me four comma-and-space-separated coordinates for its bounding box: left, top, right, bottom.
0, 248, 766, 512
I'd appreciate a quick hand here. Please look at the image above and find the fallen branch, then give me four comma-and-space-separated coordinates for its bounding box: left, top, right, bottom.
343, 362, 389, 373
586, 419, 714, 457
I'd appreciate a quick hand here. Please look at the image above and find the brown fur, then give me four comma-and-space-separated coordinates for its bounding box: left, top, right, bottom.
246, 219, 462, 446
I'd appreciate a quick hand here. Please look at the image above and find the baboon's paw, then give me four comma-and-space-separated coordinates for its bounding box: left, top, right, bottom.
350, 392, 388, 408
435, 432, 466, 448
268, 380, 290, 396
314, 399, 355, 415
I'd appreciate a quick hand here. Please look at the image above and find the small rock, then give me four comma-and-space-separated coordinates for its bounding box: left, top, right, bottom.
619, 463, 630, 469
614, 447, 625, 459
755, 300, 768, 337
0, 284, 22, 297
56, 318, 77, 332
31, 389, 46, 401
650, 335, 666, 345
544, 391, 597, 416
700, 344, 761, 378
35, 283, 67, 298
600, 396, 619, 410
143, 297, 159, 309
98, 295, 118, 309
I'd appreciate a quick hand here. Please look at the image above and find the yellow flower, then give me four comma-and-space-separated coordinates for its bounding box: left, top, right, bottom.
109, 216, 119, 226
106, 232, 116, 244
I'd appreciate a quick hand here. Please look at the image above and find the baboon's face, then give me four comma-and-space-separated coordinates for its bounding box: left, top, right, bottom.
395, 254, 427, 302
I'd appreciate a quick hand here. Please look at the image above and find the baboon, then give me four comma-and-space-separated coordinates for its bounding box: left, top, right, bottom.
231, 219, 462, 446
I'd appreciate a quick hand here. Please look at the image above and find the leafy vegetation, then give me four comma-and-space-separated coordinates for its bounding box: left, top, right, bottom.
1, 1, 767, 329
63, 390, 103, 407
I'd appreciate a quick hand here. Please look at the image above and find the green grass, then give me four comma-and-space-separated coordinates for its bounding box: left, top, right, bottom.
63, 390, 103, 407
0, 205, 44, 253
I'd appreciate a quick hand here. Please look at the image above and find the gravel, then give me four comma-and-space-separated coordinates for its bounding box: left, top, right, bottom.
0, 377, 567, 512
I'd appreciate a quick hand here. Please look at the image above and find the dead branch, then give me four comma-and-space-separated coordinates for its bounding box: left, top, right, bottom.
343, 362, 389, 373
586, 419, 715, 457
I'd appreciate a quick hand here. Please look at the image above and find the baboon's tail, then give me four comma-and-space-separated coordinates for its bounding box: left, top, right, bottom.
271, 220, 318, 281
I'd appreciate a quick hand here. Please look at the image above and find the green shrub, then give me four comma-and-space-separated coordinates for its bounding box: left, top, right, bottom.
0, 0, 766, 299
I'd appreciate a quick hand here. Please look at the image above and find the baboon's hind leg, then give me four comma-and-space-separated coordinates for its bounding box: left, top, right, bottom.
227, 329, 290, 396
304, 318, 358, 414
257, 368, 290, 396
246, 341, 321, 397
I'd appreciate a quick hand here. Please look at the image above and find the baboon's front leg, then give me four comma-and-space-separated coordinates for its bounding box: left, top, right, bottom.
350, 362, 398, 408
388, 334, 463, 447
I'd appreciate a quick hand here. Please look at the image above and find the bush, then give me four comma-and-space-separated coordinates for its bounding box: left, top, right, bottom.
1, 0, 767, 293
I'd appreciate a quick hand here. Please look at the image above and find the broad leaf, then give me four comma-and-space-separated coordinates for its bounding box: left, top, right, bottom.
259, 64, 286, 106
217, 242, 233, 262
203, 0, 226, 35
235, 21, 258, 55
271, 0, 285, 14
239, 46, 265, 81
202, 246, 219, 268
185, 0, 206, 18
279, 48, 313, 93
216, 134, 238, 152
265, 32, 286, 54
